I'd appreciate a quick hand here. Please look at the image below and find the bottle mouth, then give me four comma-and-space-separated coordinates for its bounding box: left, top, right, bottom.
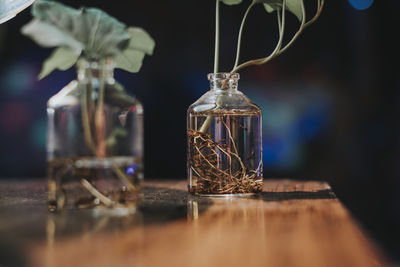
208, 73, 239, 91
77, 58, 115, 70
208, 72, 240, 81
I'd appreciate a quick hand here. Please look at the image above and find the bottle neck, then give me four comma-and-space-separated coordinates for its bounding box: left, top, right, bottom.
208, 73, 239, 91
77, 58, 115, 82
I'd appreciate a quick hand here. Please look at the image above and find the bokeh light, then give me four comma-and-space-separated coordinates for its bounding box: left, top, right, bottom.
30, 118, 46, 149
0, 62, 36, 96
348, 0, 374, 10
0, 101, 30, 132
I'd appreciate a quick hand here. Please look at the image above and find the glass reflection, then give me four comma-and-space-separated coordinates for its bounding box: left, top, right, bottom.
44, 210, 143, 267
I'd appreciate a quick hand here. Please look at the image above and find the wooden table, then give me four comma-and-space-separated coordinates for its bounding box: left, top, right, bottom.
0, 179, 387, 267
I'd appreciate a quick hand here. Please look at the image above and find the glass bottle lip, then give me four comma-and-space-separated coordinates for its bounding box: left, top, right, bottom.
207, 72, 240, 81
77, 57, 115, 70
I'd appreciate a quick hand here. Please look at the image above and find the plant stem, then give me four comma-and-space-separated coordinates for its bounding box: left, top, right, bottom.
201, 0, 324, 135
81, 178, 115, 207
305, 0, 324, 28
233, 2, 255, 69
230, 0, 323, 74
199, 115, 213, 133
231, 0, 287, 74
81, 78, 96, 153
95, 73, 106, 157
112, 165, 137, 191
277, 9, 282, 34
214, 0, 220, 73
204, 0, 222, 134
201, 0, 250, 134
275, 0, 306, 56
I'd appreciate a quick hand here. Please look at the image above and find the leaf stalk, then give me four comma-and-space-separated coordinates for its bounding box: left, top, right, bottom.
233, 2, 256, 69
214, 0, 220, 73
230, 0, 324, 74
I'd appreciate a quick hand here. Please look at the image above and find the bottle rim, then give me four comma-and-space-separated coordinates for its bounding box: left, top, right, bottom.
77, 57, 115, 70
207, 72, 240, 81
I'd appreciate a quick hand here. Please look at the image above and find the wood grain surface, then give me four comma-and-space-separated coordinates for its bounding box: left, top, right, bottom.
0, 179, 387, 267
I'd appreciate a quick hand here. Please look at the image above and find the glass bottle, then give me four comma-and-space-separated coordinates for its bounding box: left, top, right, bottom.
187, 73, 263, 195
47, 58, 143, 212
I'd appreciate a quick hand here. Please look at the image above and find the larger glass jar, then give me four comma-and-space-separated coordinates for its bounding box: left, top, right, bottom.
187, 73, 263, 195
47, 58, 143, 212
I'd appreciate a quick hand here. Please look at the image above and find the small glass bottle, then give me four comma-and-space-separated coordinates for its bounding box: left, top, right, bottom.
187, 73, 263, 195
47, 58, 143, 212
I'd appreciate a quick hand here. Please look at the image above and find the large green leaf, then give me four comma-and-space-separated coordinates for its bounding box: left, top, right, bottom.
26, 0, 131, 57
255, 0, 303, 21
38, 47, 80, 79
21, 0, 155, 78
220, 0, 242, 6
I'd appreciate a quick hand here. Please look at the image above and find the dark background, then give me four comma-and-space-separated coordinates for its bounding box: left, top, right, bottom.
1, 0, 399, 262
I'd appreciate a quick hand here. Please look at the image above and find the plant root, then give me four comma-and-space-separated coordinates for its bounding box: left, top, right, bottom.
188, 128, 262, 195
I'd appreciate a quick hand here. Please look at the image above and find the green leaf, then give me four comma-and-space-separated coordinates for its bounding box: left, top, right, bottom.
256, 0, 303, 21
25, 0, 131, 57
126, 27, 155, 56
38, 47, 80, 79
113, 26, 155, 72
21, 19, 83, 51
220, 0, 242, 6
114, 49, 145, 73
79, 7, 131, 58
21, 0, 155, 77
28, 0, 84, 50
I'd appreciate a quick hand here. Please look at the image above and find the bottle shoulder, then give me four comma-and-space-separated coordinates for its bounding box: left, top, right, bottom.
47, 80, 80, 108
47, 79, 142, 111
188, 89, 260, 115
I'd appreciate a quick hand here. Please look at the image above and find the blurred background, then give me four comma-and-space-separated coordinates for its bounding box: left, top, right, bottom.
0, 0, 399, 261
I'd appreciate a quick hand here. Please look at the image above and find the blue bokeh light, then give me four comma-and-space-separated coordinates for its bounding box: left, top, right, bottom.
348, 0, 374, 10
126, 164, 137, 175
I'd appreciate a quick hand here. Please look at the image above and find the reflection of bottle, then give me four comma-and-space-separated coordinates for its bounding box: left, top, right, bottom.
187, 73, 263, 195
47, 58, 143, 212
187, 197, 199, 221
45, 211, 144, 266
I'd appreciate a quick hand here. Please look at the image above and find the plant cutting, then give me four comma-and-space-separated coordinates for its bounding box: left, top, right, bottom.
21, 0, 155, 212
187, 0, 324, 195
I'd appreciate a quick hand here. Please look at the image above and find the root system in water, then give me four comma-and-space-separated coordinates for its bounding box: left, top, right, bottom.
48, 156, 141, 211
188, 112, 262, 195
